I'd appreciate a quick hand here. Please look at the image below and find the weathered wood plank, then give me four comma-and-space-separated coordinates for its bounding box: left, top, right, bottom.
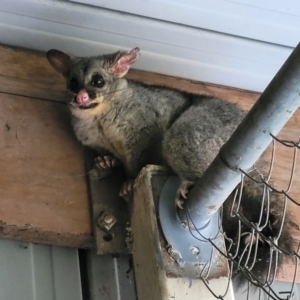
0, 45, 66, 102
87, 166, 130, 254
0, 44, 260, 106
132, 166, 235, 300
0, 93, 93, 248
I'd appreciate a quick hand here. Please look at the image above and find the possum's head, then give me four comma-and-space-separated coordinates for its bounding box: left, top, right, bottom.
46, 48, 140, 112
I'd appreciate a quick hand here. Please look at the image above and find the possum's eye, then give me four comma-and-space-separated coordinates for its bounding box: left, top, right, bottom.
69, 77, 79, 92
91, 74, 105, 88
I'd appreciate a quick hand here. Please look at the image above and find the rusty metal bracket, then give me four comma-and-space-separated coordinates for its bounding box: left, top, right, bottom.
85, 150, 130, 254
97, 211, 117, 232
159, 176, 221, 277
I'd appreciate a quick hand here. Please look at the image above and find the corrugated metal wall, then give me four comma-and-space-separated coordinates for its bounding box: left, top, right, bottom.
0, 240, 136, 300
82, 251, 136, 300
0, 239, 298, 299
0, 240, 83, 300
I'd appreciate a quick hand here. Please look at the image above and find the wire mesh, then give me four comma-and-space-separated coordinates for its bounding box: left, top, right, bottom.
183, 131, 300, 300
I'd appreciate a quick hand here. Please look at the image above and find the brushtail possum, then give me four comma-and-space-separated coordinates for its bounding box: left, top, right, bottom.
47, 47, 296, 286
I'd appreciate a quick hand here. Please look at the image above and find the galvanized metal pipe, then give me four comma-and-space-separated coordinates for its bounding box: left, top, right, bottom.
179, 42, 300, 229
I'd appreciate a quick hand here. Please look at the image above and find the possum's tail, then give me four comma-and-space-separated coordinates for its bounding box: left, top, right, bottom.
222, 177, 298, 289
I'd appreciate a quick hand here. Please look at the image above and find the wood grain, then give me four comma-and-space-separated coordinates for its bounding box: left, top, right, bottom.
0, 45, 66, 102
0, 93, 93, 248
0, 44, 260, 105
132, 166, 234, 300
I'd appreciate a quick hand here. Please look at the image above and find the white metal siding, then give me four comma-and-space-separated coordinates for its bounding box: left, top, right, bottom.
84, 251, 137, 300
0, 0, 296, 92
0, 240, 137, 300
72, 0, 300, 47
0, 240, 82, 300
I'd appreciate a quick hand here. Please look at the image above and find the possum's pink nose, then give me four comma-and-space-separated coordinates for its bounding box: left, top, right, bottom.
76, 90, 90, 105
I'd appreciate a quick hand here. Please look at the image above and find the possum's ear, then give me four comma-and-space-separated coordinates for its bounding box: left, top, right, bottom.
110, 47, 140, 78
47, 49, 71, 78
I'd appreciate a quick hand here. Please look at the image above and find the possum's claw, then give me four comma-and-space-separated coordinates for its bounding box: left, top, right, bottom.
95, 155, 121, 170
176, 199, 185, 210
119, 179, 135, 201
93, 155, 121, 179
175, 181, 195, 209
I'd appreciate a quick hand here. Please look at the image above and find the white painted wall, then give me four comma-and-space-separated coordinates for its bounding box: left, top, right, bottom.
234, 282, 300, 300
0, 0, 298, 92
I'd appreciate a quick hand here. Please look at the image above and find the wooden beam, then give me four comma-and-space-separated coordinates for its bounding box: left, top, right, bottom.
0, 93, 93, 248
131, 166, 235, 300
0, 45, 66, 102
0, 45, 260, 105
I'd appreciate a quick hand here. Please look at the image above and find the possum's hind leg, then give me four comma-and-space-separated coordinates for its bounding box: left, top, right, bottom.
176, 181, 195, 209
119, 179, 135, 201
162, 105, 225, 207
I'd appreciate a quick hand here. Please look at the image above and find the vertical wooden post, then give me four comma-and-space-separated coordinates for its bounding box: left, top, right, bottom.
131, 166, 235, 300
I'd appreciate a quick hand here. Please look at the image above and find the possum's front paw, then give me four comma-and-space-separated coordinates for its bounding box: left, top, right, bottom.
119, 179, 135, 201
95, 155, 121, 170
175, 181, 195, 209
92, 155, 122, 179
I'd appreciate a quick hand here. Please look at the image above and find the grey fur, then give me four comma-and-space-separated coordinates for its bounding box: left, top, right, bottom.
46, 48, 295, 287
48, 49, 246, 180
